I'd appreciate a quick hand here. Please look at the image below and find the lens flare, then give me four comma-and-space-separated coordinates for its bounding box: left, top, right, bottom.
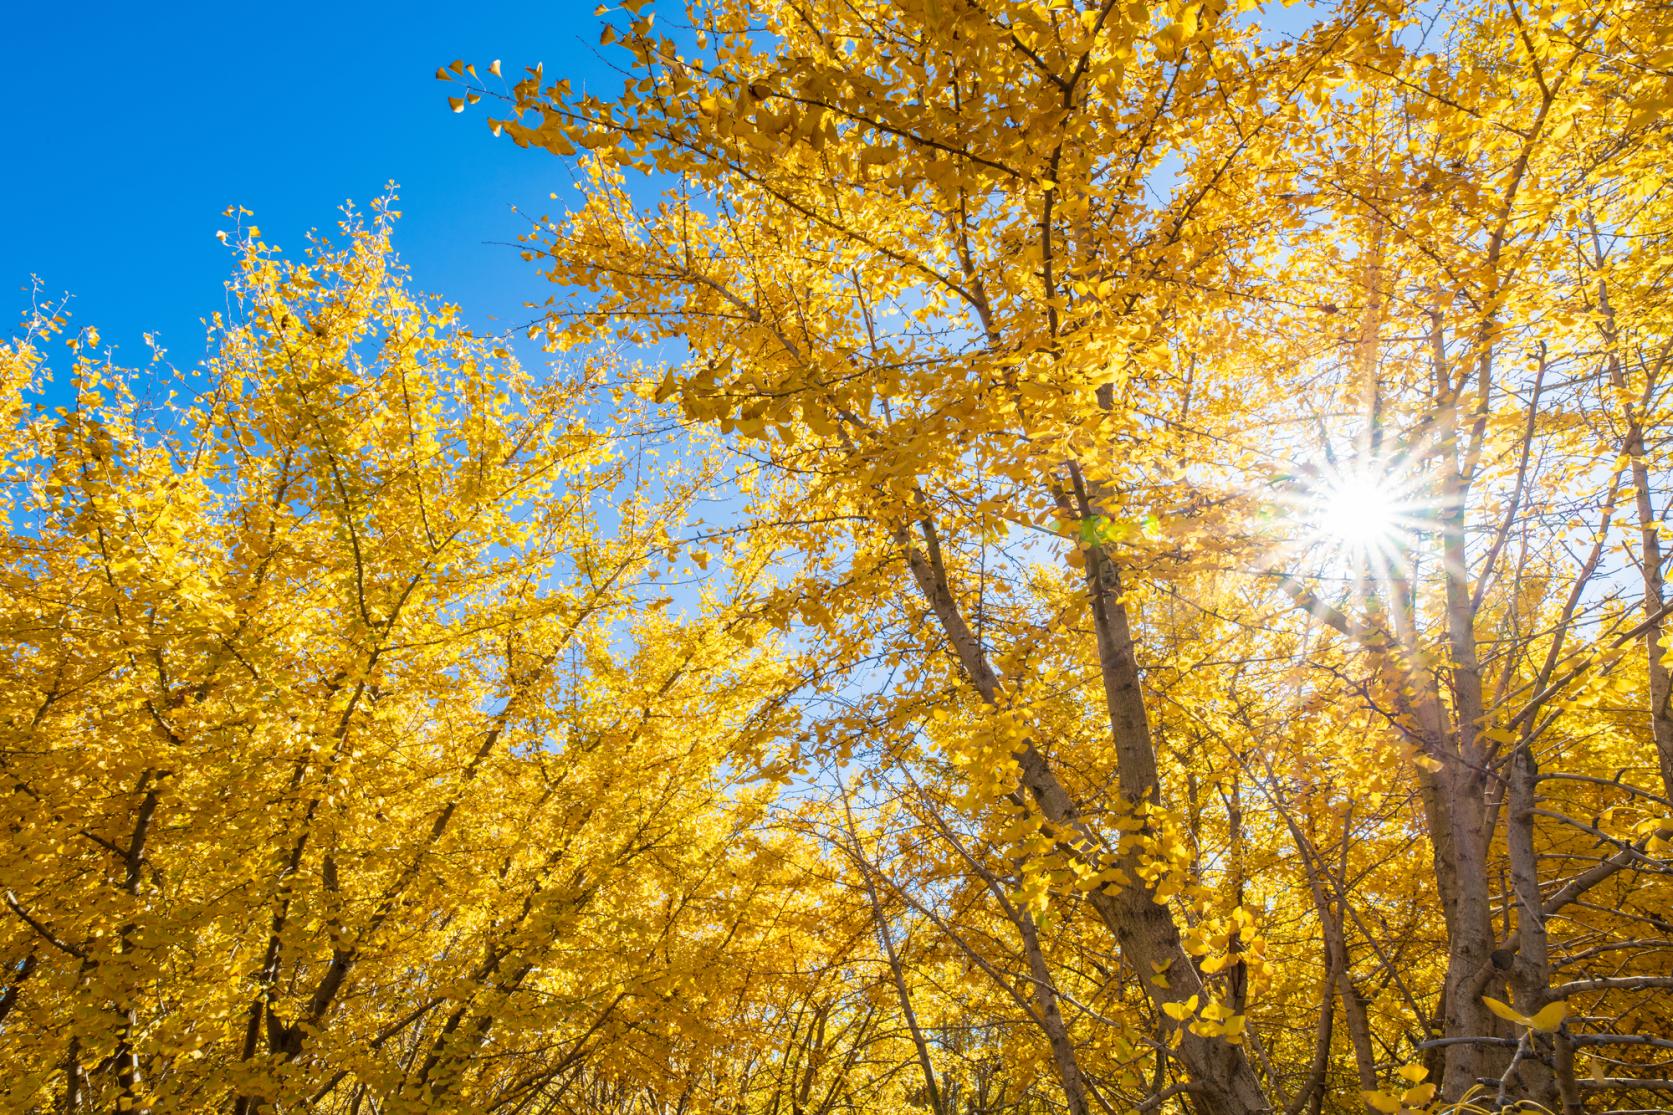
1314, 471, 1405, 553
1293, 458, 1433, 579
1262, 456, 1431, 582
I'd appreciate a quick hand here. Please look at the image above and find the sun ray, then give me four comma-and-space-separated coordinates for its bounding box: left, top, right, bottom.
1261, 454, 1439, 586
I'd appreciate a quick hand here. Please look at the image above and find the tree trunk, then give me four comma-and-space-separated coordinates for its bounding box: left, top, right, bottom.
900, 519, 1271, 1115
1504, 743, 1559, 1107
1017, 910, 1091, 1115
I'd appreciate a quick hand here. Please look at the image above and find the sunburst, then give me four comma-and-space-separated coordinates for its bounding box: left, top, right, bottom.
1269, 455, 1435, 581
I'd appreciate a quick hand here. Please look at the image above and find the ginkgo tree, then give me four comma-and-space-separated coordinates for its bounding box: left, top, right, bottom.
4, 0, 1672, 1112
445, 0, 1673, 1111
0, 200, 819, 1114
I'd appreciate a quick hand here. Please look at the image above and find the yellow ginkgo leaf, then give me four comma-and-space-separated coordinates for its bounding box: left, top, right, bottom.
1162, 994, 1198, 1021
1482, 995, 1531, 1027
1527, 1000, 1568, 1032
1401, 1083, 1437, 1106
1362, 1090, 1402, 1115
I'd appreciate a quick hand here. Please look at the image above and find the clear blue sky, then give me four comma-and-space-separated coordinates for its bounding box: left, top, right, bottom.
0, 2, 618, 368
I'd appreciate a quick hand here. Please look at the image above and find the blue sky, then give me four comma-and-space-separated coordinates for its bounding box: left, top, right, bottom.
0, 2, 619, 368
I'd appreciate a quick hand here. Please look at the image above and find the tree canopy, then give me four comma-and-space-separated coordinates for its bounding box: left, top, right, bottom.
3, 1, 1672, 1113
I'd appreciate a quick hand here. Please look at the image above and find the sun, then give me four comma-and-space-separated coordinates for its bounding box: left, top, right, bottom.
1314, 471, 1406, 553
1272, 457, 1430, 576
